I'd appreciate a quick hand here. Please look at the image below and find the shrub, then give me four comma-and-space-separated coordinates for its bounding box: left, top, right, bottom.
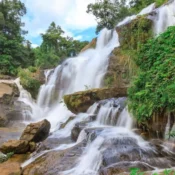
18, 68, 41, 99
128, 26, 175, 121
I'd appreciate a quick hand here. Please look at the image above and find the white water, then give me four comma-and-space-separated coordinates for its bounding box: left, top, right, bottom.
16, 28, 119, 131
154, 0, 175, 35
18, 1, 175, 174
63, 126, 152, 175
117, 3, 156, 27
117, 0, 175, 36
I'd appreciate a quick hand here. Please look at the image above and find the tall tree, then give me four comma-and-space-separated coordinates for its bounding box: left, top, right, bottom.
0, 0, 29, 75
35, 22, 89, 68
87, 0, 131, 33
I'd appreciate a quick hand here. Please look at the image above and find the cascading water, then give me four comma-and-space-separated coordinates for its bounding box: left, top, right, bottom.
20, 1, 175, 174
154, 0, 175, 35
20, 28, 119, 131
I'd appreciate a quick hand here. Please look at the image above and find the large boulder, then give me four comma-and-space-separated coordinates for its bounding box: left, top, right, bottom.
0, 115, 8, 127
20, 119, 51, 143
0, 82, 22, 123
0, 140, 29, 154
64, 87, 127, 114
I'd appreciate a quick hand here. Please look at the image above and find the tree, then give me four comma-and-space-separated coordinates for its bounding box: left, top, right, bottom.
35, 22, 89, 68
87, 0, 131, 33
0, 0, 32, 75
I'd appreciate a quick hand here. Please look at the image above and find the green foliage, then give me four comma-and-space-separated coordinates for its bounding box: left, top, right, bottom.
0, 0, 35, 75
0, 152, 14, 163
87, 0, 168, 33
120, 16, 153, 51
87, 0, 131, 33
128, 26, 175, 121
18, 68, 41, 99
169, 130, 175, 138
130, 168, 144, 175
35, 22, 89, 69
28, 66, 37, 73
130, 168, 174, 175
155, 0, 168, 7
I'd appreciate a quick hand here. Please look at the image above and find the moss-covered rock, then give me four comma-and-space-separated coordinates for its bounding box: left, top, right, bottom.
0, 140, 29, 154
64, 87, 127, 114
0, 82, 21, 125
104, 17, 153, 88
81, 38, 97, 52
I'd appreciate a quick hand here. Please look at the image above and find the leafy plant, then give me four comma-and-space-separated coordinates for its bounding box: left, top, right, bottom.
18, 68, 41, 99
128, 26, 175, 121
0, 152, 14, 163
130, 168, 144, 175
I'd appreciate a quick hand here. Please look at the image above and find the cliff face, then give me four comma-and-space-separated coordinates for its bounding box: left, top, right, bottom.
104, 17, 153, 88
79, 15, 173, 139
81, 16, 153, 89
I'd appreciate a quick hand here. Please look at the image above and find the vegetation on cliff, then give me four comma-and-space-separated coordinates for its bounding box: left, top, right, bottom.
128, 26, 175, 121
87, 0, 167, 33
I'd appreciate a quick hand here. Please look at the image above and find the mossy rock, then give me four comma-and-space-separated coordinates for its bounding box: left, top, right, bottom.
64, 87, 127, 114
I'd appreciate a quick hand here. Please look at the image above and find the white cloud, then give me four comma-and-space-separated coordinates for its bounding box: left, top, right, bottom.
31, 44, 39, 48
74, 35, 83, 40
22, 0, 97, 44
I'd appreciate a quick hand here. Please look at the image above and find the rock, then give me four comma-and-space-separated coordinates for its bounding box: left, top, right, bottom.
60, 116, 75, 129
0, 154, 29, 175
99, 162, 154, 175
0, 162, 21, 175
0, 116, 8, 127
81, 38, 97, 52
0, 140, 29, 154
29, 142, 36, 152
71, 124, 83, 142
0, 83, 13, 98
22, 141, 86, 175
0, 82, 22, 123
20, 119, 51, 143
64, 87, 127, 114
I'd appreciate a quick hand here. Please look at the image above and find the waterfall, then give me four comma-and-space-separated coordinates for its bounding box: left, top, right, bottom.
154, 0, 175, 35
17, 28, 119, 130
117, 0, 175, 36
117, 3, 156, 27
19, 2, 175, 174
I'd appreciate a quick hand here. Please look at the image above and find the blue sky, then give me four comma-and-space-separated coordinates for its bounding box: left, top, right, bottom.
21, 0, 97, 47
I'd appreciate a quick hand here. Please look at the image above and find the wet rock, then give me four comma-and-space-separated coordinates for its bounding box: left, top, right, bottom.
64, 87, 127, 114
20, 119, 51, 143
22, 141, 86, 175
0, 140, 29, 154
101, 137, 143, 166
0, 154, 29, 175
0, 116, 8, 127
71, 122, 87, 141
99, 162, 154, 175
60, 116, 75, 129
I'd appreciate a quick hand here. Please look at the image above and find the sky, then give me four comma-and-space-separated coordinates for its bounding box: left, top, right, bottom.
21, 0, 97, 48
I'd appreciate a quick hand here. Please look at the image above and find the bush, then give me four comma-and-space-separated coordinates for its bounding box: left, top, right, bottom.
128, 26, 175, 121
18, 68, 41, 99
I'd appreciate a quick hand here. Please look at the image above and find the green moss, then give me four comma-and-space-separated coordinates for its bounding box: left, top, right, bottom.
155, 0, 168, 7
119, 16, 153, 51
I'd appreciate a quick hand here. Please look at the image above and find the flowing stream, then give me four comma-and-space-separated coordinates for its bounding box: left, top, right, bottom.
18, 1, 175, 174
